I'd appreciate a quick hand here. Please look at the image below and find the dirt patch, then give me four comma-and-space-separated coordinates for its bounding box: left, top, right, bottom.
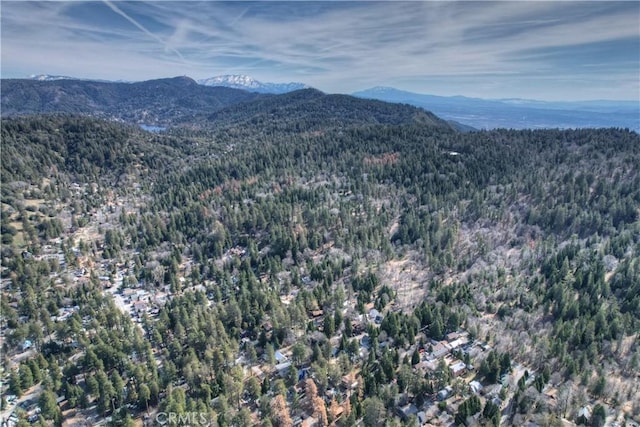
604, 271, 614, 282
364, 152, 399, 166
388, 217, 400, 239
23, 199, 45, 208
73, 225, 102, 245
379, 254, 431, 311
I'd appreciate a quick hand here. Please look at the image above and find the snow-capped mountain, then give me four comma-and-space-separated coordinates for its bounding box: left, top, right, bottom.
197, 74, 309, 94
28, 74, 78, 81
26, 74, 131, 83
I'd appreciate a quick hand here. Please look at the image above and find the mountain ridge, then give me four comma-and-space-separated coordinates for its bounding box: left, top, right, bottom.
0, 76, 261, 126
201, 88, 454, 132
353, 87, 640, 131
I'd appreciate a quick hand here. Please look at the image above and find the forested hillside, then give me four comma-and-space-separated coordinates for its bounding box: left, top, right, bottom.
1, 93, 638, 427
0, 77, 260, 126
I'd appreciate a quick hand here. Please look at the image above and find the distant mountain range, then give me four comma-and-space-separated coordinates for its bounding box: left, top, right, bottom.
353, 87, 640, 132
197, 74, 309, 94
10, 74, 639, 131
26, 73, 309, 94
2, 77, 453, 132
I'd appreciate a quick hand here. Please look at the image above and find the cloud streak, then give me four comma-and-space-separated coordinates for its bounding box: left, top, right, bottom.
102, 0, 185, 61
1, 1, 638, 101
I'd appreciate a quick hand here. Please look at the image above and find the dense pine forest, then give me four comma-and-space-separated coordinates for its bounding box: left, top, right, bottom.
1, 88, 638, 427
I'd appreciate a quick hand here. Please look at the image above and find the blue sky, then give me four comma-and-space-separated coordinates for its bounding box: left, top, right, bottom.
1, 1, 638, 101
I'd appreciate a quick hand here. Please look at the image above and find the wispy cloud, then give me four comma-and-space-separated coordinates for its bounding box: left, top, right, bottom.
1, 1, 638, 101
102, 0, 185, 61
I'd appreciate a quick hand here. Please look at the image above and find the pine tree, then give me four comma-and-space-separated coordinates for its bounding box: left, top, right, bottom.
9, 369, 23, 397
411, 350, 420, 365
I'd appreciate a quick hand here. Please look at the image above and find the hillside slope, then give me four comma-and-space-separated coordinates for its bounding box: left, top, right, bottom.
199, 89, 454, 132
1, 102, 638, 427
1, 77, 260, 126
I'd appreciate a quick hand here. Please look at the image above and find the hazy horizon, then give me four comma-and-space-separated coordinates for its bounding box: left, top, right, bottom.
2, 1, 639, 102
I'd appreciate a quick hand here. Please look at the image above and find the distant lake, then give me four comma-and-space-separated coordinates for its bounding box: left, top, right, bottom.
139, 124, 166, 132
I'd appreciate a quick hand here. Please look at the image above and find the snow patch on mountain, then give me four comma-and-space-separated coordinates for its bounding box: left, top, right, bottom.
197, 74, 309, 94
26, 74, 131, 83
28, 74, 77, 81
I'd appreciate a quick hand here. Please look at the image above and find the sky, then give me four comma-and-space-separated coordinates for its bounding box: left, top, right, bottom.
1, 1, 639, 101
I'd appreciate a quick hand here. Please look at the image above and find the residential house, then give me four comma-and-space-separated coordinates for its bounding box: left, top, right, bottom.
133, 301, 148, 315
309, 309, 324, 318
446, 332, 459, 342
431, 341, 451, 359
397, 403, 418, 421
449, 360, 466, 377
341, 372, 359, 390
415, 360, 437, 372
250, 366, 266, 381
437, 386, 453, 401
123, 288, 137, 301
368, 308, 383, 324
275, 361, 292, 377
449, 337, 466, 350
469, 380, 483, 394
482, 384, 502, 398
275, 350, 288, 363
416, 411, 428, 426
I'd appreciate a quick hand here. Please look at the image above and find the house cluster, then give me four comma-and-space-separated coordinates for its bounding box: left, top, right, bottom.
236, 310, 497, 427
121, 288, 154, 315
1, 397, 42, 427
2, 223, 504, 427
416, 331, 473, 375
52, 305, 80, 323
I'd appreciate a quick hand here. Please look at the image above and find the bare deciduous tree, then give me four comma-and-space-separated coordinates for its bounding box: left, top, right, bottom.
270, 394, 293, 427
